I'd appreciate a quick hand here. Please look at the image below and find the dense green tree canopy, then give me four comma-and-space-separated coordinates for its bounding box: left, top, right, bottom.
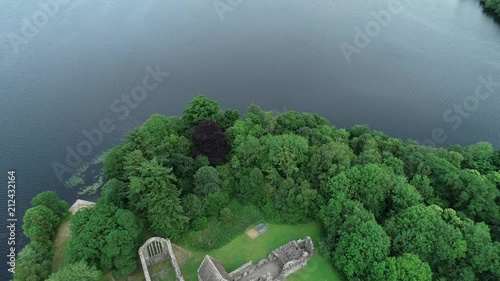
87, 95, 500, 280
31, 191, 68, 218
129, 159, 188, 239
194, 166, 221, 196
22, 205, 60, 242
101, 178, 129, 209
333, 220, 390, 280
181, 95, 221, 131
375, 253, 433, 281
384, 205, 467, 278
14, 241, 53, 281
68, 203, 143, 277
46, 261, 101, 281
484, 0, 500, 15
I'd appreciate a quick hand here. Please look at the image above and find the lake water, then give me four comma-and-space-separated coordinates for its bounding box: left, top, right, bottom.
1, 0, 500, 278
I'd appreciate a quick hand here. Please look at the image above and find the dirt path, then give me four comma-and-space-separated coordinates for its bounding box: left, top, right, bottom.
51, 218, 71, 272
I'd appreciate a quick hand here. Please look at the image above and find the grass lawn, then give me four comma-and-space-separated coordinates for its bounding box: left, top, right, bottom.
56, 212, 342, 281
178, 222, 343, 281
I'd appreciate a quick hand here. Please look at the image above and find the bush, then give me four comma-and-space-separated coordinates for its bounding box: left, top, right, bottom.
191, 217, 209, 231
31, 191, 68, 218
14, 241, 53, 281
220, 207, 233, 223
205, 192, 229, 216
46, 261, 101, 281
22, 205, 60, 242
183, 201, 263, 249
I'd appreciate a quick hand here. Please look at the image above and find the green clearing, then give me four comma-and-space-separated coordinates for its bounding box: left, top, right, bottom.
54, 214, 342, 281
178, 222, 343, 281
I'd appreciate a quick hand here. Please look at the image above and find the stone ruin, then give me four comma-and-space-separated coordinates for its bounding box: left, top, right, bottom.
139, 237, 185, 281
197, 237, 314, 281
68, 199, 95, 214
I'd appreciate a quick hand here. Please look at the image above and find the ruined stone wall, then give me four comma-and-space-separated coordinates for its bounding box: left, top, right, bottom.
228, 237, 314, 281
273, 237, 314, 281
138, 237, 184, 281
230, 261, 255, 280
247, 272, 273, 281
274, 253, 309, 281
167, 239, 185, 281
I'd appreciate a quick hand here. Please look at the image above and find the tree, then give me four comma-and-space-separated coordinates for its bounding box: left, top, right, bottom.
22, 205, 60, 242
191, 120, 230, 166
264, 134, 308, 178
14, 241, 53, 281
274, 110, 306, 133
306, 142, 354, 190
135, 114, 184, 159
182, 95, 221, 131
236, 167, 266, 206
46, 261, 101, 281
129, 159, 188, 239
384, 204, 467, 278
333, 220, 390, 280
382, 154, 405, 175
456, 169, 499, 224
168, 153, 209, 194
103, 145, 127, 180
31, 191, 68, 218
458, 220, 500, 280
273, 178, 318, 223
348, 124, 371, 139
194, 166, 221, 196
375, 253, 433, 281
122, 149, 146, 179
218, 108, 240, 131
182, 194, 206, 219
323, 164, 393, 219
205, 191, 230, 216
319, 193, 374, 260
410, 175, 435, 204
227, 104, 275, 147
387, 177, 423, 215
484, 0, 500, 15
462, 142, 494, 173
492, 150, 500, 170
68, 203, 143, 277
231, 135, 265, 169
101, 179, 129, 209
220, 207, 233, 223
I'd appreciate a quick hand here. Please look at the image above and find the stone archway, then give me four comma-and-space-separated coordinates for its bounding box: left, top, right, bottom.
138, 237, 185, 281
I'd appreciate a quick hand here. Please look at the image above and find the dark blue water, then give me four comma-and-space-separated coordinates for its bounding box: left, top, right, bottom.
1, 0, 500, 279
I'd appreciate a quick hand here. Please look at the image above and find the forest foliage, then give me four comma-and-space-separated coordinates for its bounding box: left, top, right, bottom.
19, 96, 499, 281
483, 0, 500, 16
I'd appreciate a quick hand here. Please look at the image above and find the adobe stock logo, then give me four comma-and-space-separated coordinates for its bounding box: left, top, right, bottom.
213, 0, 243, 21
51, 65, 170, 182
340, 0, 409, 64
5, 0, 74, 54
420, 63, 500, 147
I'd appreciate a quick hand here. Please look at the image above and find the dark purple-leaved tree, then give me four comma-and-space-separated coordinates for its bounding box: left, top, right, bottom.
190, 120, 230, 166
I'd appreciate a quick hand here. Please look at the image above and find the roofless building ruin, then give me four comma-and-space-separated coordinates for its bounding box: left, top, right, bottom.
139, 237, 314, 281
197, 237, 314, 281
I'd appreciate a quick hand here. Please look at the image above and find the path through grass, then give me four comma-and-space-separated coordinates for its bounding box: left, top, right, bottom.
51, 215, 71, 272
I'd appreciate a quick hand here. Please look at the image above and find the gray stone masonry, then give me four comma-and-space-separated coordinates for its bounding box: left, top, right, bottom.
199, 237, 314, 281
138, 237, 184, 281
